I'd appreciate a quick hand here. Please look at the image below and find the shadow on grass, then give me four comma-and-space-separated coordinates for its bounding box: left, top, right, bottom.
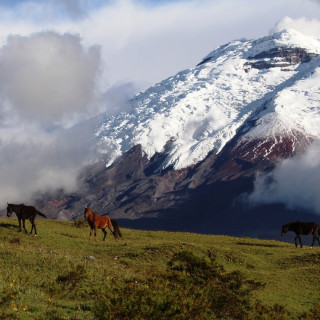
237, 242, 283, 248
0, 222, 19, 230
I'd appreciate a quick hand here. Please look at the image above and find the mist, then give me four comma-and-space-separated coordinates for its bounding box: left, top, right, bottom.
0, 126, 96, 205
271, 16, 320, 38
0, 31, 104, 207
247, 143, 320, 214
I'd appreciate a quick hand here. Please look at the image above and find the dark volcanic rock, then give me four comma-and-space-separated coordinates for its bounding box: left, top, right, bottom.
245, 47, 318, 70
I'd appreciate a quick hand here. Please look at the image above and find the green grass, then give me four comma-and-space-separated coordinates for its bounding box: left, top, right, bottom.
0, 217, 320, 319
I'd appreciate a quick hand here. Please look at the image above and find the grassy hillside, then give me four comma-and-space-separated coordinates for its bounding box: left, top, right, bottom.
0, 217, 320, 319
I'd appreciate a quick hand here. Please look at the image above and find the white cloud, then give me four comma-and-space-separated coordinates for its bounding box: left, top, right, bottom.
0, 30, 103, 207
77, 0, 320, 88
0, 32, 101, 127
1, 0, 320, 88
271, 16, 320, 38
0, 121, 98, 206
247, 143, 320, 214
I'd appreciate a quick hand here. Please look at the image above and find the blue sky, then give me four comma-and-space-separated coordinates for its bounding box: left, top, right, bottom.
0, 0, 187, 19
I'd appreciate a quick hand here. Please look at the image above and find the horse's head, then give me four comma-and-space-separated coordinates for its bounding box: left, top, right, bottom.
6, 203, 13, 217
281, 224, 289, 236
84, 207, 90, 219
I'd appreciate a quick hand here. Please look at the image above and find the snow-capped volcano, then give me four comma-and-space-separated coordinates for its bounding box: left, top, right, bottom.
96, 29, 320, 170
36, 29, 320, 239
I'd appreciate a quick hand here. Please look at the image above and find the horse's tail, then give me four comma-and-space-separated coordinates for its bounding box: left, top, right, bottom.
106, 216, 114, 233
111, 219, 122, 239
36, 210, 47, 219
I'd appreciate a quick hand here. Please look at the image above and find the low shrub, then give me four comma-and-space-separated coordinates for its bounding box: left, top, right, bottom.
70, 218, 87, 228
92, 250, 279, 320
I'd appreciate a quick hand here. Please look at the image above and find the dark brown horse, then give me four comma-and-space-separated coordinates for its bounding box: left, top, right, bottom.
281, 221, 320, 248
84, 208, 121, 241
7, 203, 47, 235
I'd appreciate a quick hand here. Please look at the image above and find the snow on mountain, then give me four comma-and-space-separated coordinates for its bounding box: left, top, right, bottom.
96, 29, 320, 170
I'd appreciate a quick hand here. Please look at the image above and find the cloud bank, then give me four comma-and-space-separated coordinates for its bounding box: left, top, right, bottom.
79, 0, 320, 88
0, 32, 101, 127
247, 143, 320, 214
272, 16, 320, 38
0, 31, 102, 206
1, 0, 320, 88
0, 126, 95, 205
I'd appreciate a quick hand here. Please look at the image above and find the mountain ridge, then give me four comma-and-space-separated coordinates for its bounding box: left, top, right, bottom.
95, 29, 320, 171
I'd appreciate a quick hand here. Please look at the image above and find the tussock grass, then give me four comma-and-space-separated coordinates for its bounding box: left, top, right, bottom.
0, 218, 319, 319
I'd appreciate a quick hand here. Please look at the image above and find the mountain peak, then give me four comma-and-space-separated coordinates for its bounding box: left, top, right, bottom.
200, 29, 320, 66
265, 28, 320, 51
96, 29, 320, 171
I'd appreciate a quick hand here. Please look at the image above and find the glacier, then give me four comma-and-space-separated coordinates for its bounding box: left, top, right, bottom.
96, 29, 320, 170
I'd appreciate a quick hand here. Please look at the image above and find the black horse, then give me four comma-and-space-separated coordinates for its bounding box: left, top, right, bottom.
7, 203, 47, 235
281, 221, 320, 248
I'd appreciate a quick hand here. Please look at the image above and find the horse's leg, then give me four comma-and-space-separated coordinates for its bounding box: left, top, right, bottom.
18, 218, 22, 232
94, 227, 97, 241
89, 228, 93, 240
294, 235, 298, 248
22, 219, 28, 234
311, 233, 316, 247
298, 235, 303, 248
102, 228, 107, 241
30, 218, 34, 234
314, 228, 320, 246
31, 219, 37, 236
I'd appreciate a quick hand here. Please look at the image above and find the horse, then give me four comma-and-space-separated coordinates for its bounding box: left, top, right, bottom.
84, 208, 121, 241
7, 203, 47, 235
281, 221, 320, 248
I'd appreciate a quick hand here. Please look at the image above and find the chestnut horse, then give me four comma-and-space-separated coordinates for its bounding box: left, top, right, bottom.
7, 203, 47, 235
84, 207, 121, 241
281, 221, 320, 248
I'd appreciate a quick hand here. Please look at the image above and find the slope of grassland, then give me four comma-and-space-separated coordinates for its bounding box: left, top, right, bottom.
0, 218, 320, 319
